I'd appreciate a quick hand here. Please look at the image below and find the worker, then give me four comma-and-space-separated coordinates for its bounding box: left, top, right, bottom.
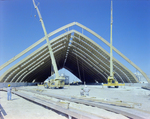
83, 85, 90, 96
7, 84, 12, 101
101, 83, 104, 88
80, 88, 84, 96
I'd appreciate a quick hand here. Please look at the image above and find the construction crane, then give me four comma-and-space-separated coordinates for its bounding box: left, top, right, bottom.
32, 0, 65, 88
103, 0, 125, 88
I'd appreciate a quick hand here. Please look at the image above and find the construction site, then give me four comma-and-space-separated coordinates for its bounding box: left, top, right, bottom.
0, 0, 150, 119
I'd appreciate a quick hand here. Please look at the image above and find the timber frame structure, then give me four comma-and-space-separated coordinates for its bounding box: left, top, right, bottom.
0, 22, 150, 83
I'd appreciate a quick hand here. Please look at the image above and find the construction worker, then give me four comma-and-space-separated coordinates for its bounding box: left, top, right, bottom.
80, 88, 84, 96
83, 85, 90, 96
7, 84, 12, 101
101, 83, 104, 88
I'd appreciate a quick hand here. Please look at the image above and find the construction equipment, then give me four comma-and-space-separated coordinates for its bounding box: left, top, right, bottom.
32, 0, 65, 89
44, 76, 65, 89
103, 76, 125, 88
103, 0, 124, 88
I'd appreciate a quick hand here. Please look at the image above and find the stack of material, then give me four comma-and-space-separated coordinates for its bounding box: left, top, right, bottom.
142, 84, 150, 90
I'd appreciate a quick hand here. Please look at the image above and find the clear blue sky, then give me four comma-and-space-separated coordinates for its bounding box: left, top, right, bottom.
0, 0, 150, 80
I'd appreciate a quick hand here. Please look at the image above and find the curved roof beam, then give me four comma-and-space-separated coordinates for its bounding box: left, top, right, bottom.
0, 23, 76, 71
71, 41, 124, 83
75, 22, 150, 83
72, 49, 107, 81
72, 30, 137, 83
0, 22, 149, 83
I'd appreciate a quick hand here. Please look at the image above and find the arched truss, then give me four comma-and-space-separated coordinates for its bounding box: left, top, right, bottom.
0, 22, 149, 83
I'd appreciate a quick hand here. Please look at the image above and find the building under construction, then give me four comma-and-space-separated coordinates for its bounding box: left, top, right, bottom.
0, 21, 150, 84
0, 0, 150, 119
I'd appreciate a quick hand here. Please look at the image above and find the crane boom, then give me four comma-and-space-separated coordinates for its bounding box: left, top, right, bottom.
110, 0, 113, 77
103, 0, 125, 88
32, 0, 59, 78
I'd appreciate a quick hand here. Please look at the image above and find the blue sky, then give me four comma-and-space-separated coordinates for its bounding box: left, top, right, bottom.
0, 0, 150, 80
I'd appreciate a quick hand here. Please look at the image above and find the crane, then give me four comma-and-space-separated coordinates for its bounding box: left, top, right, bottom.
32, 0, 65, 88
103, 0, 125, 88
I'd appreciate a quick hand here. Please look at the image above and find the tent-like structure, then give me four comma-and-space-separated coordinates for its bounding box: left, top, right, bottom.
0, 22, 149, 84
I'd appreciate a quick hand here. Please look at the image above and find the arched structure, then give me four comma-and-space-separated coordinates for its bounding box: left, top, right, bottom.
0, 22, 149, 83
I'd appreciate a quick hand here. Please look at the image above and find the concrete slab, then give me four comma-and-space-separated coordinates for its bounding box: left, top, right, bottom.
0, 91, 68, 119
1, 85, 150, 119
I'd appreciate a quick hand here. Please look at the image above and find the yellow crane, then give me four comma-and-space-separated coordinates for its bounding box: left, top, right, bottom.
32, 0, 65, 88
103, 0, 125, 88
